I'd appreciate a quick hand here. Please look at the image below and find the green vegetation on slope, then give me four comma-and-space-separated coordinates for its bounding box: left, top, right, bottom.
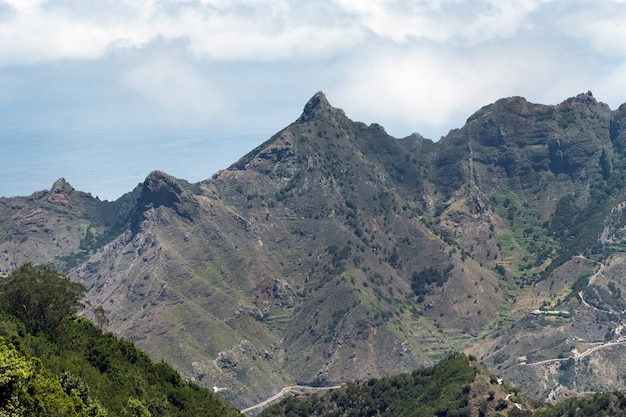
260, 352, 626, 417
0, 262, 86, 335
0, 263, 241, 417
260, 353, 477, 417
490, 190, 558, 285
544, 151, 626, 274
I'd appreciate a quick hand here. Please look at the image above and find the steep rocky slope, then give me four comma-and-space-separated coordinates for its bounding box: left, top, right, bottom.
4, 91, 626, 408
0, 178, 136, 275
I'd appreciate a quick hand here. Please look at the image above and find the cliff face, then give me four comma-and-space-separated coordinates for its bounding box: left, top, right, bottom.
4, 91, 626, 406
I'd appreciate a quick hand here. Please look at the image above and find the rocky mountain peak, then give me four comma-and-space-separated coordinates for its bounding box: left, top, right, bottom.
557, 90, 604, 113
572, 90, 596, 104
50, 178, 74, 194
136, 170, 200, 224
140, 170, 184, 209
297, 91, 340, 123
46, 178, 74, 205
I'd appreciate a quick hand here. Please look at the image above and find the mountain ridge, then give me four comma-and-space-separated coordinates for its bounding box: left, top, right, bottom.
4, 91, 626, 407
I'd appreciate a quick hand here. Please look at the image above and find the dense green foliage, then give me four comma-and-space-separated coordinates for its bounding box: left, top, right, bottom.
0, 263, 85, 335
0, 334, 108, 416
0, 264, 241, 417
260, 353, 476, 417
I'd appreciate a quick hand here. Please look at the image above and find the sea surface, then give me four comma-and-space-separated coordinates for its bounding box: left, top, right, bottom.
0, 126, 268, 201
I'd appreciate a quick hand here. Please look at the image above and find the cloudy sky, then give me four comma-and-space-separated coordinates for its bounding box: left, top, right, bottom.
1, 0, 626, 200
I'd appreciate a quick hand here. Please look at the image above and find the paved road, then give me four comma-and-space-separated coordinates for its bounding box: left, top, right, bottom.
520, 340, 626, 367
241, 385, 342, 415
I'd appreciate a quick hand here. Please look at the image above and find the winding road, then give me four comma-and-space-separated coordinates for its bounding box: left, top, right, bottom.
241, 385, 342, 415
242, 257, 624, 414
519, 340, 626, 367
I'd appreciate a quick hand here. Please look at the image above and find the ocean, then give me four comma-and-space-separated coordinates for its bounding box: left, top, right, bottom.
0, 126, 268, 201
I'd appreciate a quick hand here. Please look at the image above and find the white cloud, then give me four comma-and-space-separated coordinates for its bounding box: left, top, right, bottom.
595, 62, 626, 108
558, 2, 626, 58
335, 0, 542, 44
4, 0, 626, 199
120, 53, 227, 125
0, 6, 110, 64
2, 0, 626, 137
0, 0, 365, 65
330, 30, 605, 138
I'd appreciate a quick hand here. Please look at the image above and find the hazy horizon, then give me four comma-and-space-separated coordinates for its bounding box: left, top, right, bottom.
0, 124, 269, 201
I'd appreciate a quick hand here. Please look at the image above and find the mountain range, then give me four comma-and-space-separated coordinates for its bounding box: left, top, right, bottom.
3, 91, 626, 409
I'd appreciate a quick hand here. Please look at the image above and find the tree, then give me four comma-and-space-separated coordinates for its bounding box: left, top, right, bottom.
93, 306, 109, 331
124, 397, 151, 417
0, 337, 93, 416
0, 263, 86, 335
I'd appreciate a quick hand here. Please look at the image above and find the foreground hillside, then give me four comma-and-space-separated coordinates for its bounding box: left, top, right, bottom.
0, 263, 241, 416
4, 91, 626, 406
1, 263, 622, 417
